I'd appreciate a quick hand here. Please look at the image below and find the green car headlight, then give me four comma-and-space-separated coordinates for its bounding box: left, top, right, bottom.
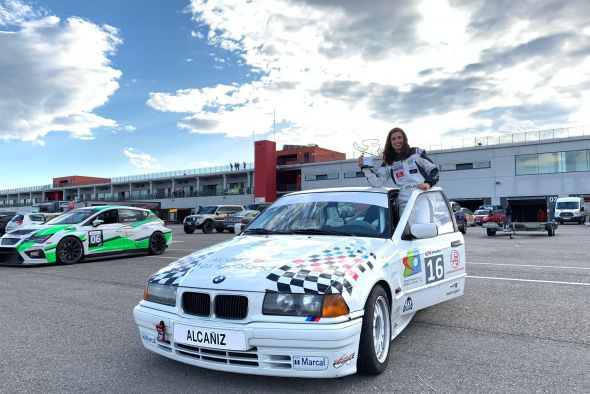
144, 282, 177, 306
262, 293, 323, 316
25, 234, 52, 244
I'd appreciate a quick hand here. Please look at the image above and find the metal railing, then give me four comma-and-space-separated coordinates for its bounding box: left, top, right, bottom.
111, 163, 254, 183
0, 184, 52, 195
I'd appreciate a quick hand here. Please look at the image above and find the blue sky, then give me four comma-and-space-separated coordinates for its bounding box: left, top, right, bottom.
1, 0, 589, 189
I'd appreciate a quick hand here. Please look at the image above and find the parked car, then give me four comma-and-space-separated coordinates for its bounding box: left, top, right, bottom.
246, 202, 272, 212
0, 206, 171, 265
459, 208, 475, 226
474, 209, 506, 226
0, 211, 17, 235
183, 205, 245, 234
134, 186, 466, 378
4, 213, 47, 233
449, 201, 466, 234
223, 210, 261, 233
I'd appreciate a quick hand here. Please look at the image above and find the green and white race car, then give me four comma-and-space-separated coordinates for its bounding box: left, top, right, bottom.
0, 206, 172, 265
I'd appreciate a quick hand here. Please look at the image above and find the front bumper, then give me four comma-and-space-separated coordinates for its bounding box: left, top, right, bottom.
0, 247, 24, 265
134, 304, 362, 378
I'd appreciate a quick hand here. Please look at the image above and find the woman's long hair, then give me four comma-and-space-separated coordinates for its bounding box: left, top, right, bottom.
382, 127, 411, 164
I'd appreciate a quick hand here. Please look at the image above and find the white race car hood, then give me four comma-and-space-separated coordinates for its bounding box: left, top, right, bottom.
148, 235, 385, 295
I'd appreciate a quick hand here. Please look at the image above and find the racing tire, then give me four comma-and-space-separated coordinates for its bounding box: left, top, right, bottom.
149, 232, 167, 255
486, 228, 496, 236
357, 285, 391, 375
202, 220, 215, 234
183, 225, 195, 234
56, 237, 83, 265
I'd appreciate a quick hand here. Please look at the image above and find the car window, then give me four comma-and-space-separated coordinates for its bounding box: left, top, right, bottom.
408, 192, 454, 235
119, 209, 147, 223
474, 209, 490, 215
11, 214, 24, 222
47, 209, 97, 225
29, 214, 45, 222
95, 209, 119, 224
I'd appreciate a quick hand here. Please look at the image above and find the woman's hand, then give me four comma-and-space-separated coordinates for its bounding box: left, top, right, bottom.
418, 183, 431, 191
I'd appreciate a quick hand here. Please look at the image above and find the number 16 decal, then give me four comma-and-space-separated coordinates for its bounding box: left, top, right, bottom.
425, 255, 444, 284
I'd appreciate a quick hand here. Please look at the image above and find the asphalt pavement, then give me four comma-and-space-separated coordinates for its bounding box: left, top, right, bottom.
0, 224, 588, 393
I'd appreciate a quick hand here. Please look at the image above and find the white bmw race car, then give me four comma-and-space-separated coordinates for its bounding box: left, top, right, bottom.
134, 187, 466, 378
0, 206, 171, 265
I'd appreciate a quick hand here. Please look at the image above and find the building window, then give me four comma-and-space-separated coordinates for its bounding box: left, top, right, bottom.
305, 173, 339, 181
515, 154, 538, 175
439, 161, 490, 171
538, 152, 560, 174
344, 171, 365, 178
563, 150, 588, 172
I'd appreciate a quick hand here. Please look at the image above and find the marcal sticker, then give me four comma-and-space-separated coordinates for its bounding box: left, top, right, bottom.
403, 297, 413, 312
293, 356, 328, 371
333, 353, 355, 369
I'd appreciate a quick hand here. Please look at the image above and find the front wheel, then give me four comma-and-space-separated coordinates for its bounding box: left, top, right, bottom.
57, 237, 83, 265
183, 225, 195, 234
357, 286, 391, 375
149, 232, 167, 255
215, 225, 224, 233
202, 220, 214, 234
486, 228, 496, 236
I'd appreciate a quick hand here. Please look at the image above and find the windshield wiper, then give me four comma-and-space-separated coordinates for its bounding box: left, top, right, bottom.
290, 228, 353, 236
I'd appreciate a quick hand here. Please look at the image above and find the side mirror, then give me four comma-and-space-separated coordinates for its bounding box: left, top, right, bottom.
234, 223, 245, 235
92, 219, 104, 227
410, 223, 438, 239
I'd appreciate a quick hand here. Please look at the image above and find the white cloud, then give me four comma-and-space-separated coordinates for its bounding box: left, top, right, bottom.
0, 2, 122, 143
123, 147, 162, 170
146, 0, 590, 152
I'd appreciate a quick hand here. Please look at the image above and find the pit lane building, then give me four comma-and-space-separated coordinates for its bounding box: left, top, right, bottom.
1, 127, 589, 223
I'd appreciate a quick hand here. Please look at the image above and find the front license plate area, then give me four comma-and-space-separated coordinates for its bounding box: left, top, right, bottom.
173, 323, 248, 351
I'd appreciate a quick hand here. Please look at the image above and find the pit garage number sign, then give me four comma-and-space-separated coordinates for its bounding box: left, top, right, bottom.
88, 230, 103, 247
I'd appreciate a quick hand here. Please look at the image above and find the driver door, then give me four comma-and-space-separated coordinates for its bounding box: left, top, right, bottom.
84, 209, 123, 255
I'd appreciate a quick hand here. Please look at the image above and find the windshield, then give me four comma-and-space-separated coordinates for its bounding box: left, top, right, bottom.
45, 209, 97, 225
244, 191, 390, 238
474, 209, 490, 215
196, 206, 217, 214
556, 202, 580, 209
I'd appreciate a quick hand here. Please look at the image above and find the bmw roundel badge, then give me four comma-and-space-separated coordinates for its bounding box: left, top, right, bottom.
213, 275, 226, 284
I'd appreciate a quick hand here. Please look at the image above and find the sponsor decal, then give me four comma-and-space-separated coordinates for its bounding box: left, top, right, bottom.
448, 249, 465, 275
450, 250, 461, 268
212, 275, 226, 284
293, 356, 328, 371
333, 353, 355, 369
88, 230, 103, 247
446, 282, 461, 296
156, 321, 166, 342
409, 168, 418, 174
402, 249, 423, 286
403, 297, 413, 312
306, 316, 321, 322
141, 332, 157, 346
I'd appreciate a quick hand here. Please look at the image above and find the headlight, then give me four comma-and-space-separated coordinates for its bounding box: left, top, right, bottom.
262, 293, 349, 317
144, 282, 177, 306
25, 234, 52, 243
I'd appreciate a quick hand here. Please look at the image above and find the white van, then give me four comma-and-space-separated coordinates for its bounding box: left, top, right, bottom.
554, 197, 586, 224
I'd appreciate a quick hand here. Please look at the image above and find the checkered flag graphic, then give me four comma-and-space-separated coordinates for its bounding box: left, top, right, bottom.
149, 249, 217, 286
265, 243, 374, 296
